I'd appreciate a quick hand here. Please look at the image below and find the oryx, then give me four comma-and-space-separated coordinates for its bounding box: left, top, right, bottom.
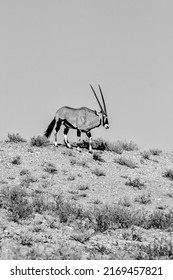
44, 84, 109, 153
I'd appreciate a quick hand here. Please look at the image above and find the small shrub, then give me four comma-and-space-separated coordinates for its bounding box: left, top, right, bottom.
20, 169, 30, 176
78, 193, 87, 198
125, 178, 145, 189
150, 149, 162, 156
20, 174, 37, 187
92, 199, 102, 205
136, 237, 173, 260
61, 149, 75, 157
163, 169, 173, 180
92, 167, 106, 176
141, 151, 151, 160
54, 194, 84, 223
114, 157, 137, 169
77, 160, 88, 168
92, 138, 108, 150
94, 206, 111, 232
135, 193, 152, 205
70, 158, 88, 167
147, 209, 173, 229
78, 184, 89, 191
43, 162, 58, 174
166, 192, 173, 198
118, 197, 132, 207
93, 152, 104, 162
11, 155, 21, 165
93, 204, 138, 231
67, 174, 75, 181
6, 133, 26, 143
32, 195, 51, 214
72, 138, 138, 153
7, 186, 33, 222
30, 135, 50, 147
122, 227, 142, 242
20, 234, 33, 246
116, 140, 138, 151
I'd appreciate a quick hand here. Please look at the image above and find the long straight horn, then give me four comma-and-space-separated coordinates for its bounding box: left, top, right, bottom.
90, 84, 103, 112
98, 84, 107, 114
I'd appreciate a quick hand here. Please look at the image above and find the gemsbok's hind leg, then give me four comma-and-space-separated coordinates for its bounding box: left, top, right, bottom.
86, 131, 92, 153
76, 129, 81, 152
63, 127, 71, 148
54, 119, 62, 146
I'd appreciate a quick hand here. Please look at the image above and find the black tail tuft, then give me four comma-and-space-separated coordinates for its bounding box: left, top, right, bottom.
44, 118, 56, 138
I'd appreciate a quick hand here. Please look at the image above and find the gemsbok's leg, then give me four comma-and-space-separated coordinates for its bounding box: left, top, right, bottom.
54, 119, 62, 146
63, 127, 71, 148
86, 131, 92, 153
77, 129, 81, 151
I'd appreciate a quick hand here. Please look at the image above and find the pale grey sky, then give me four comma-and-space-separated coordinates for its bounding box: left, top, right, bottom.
0, 0, 173, 150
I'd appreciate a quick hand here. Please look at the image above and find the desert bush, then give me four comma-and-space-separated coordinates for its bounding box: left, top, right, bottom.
30, 135, 50, 147
70, 158, 88, 168
43, 162, 58, 174
93, 204, 173, 232
134, 193, 152, 204
141, 151, 151, 160
76, 138, 138, 153
94, 206, 111, 232
61, 149, 75, 157
91, 138, 108, 151
20, 174, 37, 187
146, 237, 173, 259
78, 159, 88, 168
118, 197, 132, 207
166, 192, 173, 198
93, 139, 138, 152
54, 194, 84, 223
116, 140, 138, 151
7, 186, 33, 222
163, 169, 173, 180
125, 178, 145, 189
114, 157, 137, 168
93, 204, 141, 232
32, 195, 54, 214
92, 167, 106, 176
92, 199, 102, 205
150, 149, 162, 156
122, 227, 142, 242
146, 209, 173, 230
67, 174, 75, 181
19, 169, 31, 176
11, 155, 21, 165
135, 237, 173, 260
93, 152, 104, 162
6, 133, 27, 143
78, 184, 89, 191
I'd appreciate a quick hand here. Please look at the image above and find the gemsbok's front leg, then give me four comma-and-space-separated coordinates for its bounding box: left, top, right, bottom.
77, 129, 81, 152
86, 131, 92, 153
63, 127, 72, 148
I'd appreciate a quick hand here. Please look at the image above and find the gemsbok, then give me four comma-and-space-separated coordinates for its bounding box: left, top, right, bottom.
44, 85, 109, 153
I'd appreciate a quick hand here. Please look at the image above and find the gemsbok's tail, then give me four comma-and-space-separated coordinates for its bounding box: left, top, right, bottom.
44, 118, 56, 138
